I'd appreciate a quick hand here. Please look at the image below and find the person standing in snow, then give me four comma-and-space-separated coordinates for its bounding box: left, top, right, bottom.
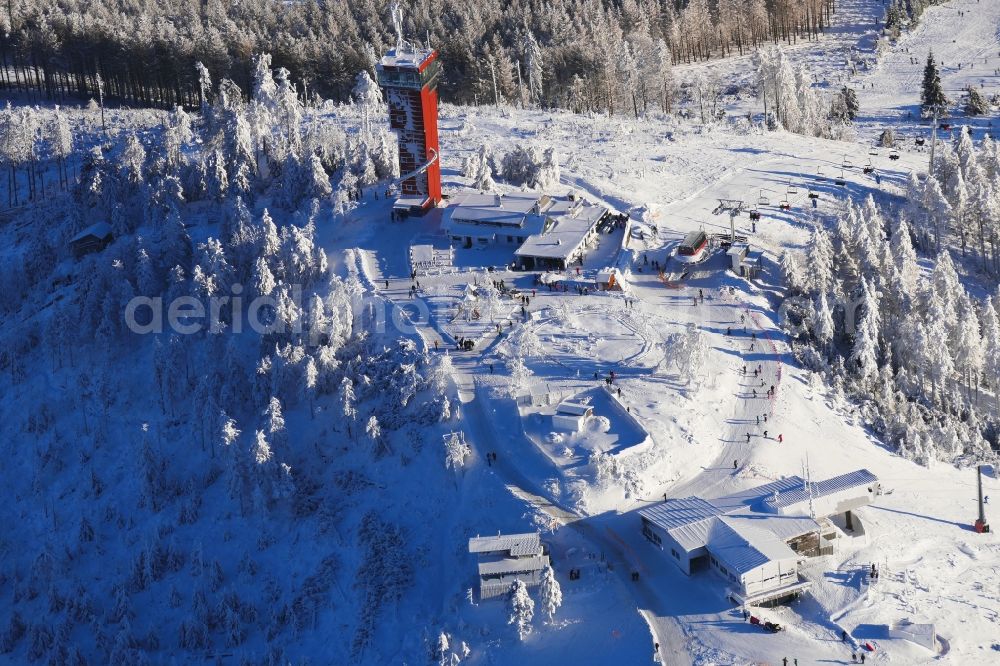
734, 459, 738, 468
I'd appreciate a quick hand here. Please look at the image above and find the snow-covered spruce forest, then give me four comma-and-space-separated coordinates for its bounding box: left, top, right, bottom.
0, 59, 478, 664
1, 0, 938, 112
782, 158, 1000, 465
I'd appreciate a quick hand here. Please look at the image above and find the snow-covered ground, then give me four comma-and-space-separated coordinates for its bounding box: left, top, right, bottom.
327, 2, 1000, 660
2, 0, 1000, 664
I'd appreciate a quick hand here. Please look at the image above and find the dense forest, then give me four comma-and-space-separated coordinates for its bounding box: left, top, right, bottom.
1, 0, 847, 113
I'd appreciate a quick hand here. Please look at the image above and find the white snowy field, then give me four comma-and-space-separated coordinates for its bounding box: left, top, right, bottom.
331, 1, 1000, 656
2, 0, 1000, 664
332, 97, 999, 664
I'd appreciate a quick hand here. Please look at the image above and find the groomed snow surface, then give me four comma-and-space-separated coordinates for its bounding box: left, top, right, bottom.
2, 0, 1000, 664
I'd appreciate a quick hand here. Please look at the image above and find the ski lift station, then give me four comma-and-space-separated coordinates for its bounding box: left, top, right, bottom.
639, 469, 880, 606
443, 191, 612, 270
468, 532, 550, 600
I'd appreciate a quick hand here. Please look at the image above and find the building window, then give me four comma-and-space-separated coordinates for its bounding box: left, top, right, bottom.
508, 235, 514, 242
642, 524, 662, 546
671, 549, 679, 560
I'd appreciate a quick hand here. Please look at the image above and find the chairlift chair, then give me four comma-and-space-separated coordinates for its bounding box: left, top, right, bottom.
787, 181, 799, 195
863, 159, 875, 175
889, 149, 900, 161
834, 169, 847, 186
915, 137, 926, 146
779, 199, 791, 210
815, 167, 825, 181
842, 156, 854, 169
808, 191, 820, 200
869, 146, 879, 156
757, 190, 770, 206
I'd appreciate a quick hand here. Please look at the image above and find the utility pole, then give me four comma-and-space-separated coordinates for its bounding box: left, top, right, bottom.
96, 69, 106, 138
490, 62, 499, 107
928, 108, 939, 175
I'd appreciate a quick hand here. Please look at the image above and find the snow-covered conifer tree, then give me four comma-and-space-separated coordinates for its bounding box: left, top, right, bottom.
443, 432, 471, 471
538, 566, 562, 622
507, 579, 534, 640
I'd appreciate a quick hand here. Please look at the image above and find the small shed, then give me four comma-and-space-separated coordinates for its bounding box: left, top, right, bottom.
726, 243, 750, 272
728, 244, 763, 278
70, 222, 113, 258
596, 267, 621, 290
553, 400, 593, 432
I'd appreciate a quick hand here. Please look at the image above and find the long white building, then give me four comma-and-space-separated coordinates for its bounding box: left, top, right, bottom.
639, 470, 879, 606
443, 191, 610, 270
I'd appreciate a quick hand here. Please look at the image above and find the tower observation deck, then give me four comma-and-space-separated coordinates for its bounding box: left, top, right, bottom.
376, 44, 442, 214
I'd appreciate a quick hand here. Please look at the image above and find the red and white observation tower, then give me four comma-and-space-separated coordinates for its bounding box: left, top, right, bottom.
376, 4, 442, 215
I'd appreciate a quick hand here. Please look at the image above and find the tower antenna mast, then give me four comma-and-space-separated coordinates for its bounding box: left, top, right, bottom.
391, 2, 405, 51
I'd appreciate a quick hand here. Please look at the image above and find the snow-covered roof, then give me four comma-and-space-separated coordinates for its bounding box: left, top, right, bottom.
515, 204, 607, 261
761, 469, 878, 514
640, 474, 841, 561
70, 221, 112, 243
378, 46, 435, 69
709, 476, 806, 513
639, 497, 724, 553
450, 208, 533, 226
720, 513, 820, 543
726, 243, 750, 257
449, 191, 548, 216
394, 195, 429, 210
444, 216, 547, 240
478, 554, 549, 577
710, 518, 800, 576
410, 244, 434, 264
556, 400, 592, 416
469, 532, 542, 557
